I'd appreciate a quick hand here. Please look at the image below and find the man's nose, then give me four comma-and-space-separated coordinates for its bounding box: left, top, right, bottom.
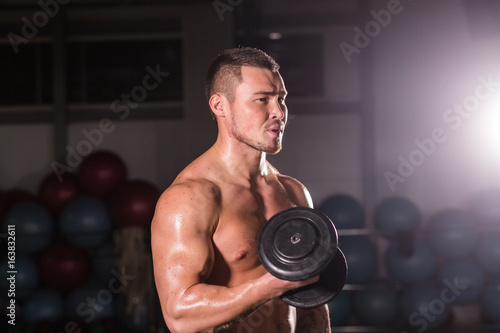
271, 98, 285, 120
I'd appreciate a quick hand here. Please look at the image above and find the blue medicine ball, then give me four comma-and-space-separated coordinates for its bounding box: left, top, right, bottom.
399, 285, 450, 330
475, 233, 500, 277
386, 238, 437, 284
437, 259, 484, 304
327, 291, 351, 326
2, 202, 53, 254
426, 209, 479, 259
481, 279, 500, 323
23, 289, 64, 323
59, 196, 111, 248
0, 255, 38, 300
339, 236, 377, 284
318, 194, 365, 229
66, 282, 114, 323
375, 197, 420, 232
353, 280, 397, 326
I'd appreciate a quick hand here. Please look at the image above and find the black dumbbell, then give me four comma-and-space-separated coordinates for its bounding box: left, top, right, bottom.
258, 207, 348, 308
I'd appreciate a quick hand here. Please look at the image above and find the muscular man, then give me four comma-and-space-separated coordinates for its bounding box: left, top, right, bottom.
151, 47, 331, 333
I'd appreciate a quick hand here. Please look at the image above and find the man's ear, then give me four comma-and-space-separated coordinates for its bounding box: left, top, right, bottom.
209, 93, 227, 118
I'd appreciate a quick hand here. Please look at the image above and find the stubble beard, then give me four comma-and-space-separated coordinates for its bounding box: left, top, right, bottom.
230, 118, 283, 155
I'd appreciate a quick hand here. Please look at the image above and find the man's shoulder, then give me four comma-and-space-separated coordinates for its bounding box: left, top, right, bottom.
161, 151, 221, 204
275, 173, 313, 208
153, 177, 221, 233
170, 154, 221, 195
162, 175, 221, 207
277, 174, 305, 190
268, 163, 306, 192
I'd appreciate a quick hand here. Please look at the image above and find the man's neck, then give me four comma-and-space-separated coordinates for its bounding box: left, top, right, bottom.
211, 139, 270, 184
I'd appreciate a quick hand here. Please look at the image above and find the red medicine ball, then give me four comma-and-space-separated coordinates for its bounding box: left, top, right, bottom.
108, 180, 161, 228
39, 241, 90, 290
78, 151, 127, 198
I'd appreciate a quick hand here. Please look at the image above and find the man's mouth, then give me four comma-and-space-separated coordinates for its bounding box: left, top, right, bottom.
268, 124, 283, 135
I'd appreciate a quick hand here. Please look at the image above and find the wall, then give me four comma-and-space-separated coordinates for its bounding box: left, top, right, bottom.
371, 0, 500, 218
0, 124, 54, 190
3, 0, 500, 217
0, 2, 231, 193
270, 113, 362, 207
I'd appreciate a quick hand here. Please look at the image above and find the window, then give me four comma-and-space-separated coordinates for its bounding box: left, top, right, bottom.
66, 39, 183, 103
0, 43, 53, 105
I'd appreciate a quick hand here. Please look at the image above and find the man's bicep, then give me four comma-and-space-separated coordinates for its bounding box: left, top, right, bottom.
151, 185, 218, 307
153, 218, 214, 284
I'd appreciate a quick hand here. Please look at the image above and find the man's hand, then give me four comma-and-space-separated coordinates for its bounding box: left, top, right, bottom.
257, 272, 320, 300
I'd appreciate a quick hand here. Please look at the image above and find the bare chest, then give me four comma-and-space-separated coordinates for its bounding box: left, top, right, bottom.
209, 183, 295, 285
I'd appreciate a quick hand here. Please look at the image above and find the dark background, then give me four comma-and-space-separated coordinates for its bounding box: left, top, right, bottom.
1, 0, 500, 332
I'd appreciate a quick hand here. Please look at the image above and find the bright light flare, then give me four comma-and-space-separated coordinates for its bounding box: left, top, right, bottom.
476, 92, 500, 151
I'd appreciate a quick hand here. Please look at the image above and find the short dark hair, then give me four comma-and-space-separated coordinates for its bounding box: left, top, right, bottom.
205, 47, 280, 105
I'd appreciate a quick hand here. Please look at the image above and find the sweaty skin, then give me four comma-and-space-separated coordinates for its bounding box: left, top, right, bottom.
151, 66, 331, 333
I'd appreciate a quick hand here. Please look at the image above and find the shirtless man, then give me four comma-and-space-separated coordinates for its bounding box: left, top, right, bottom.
151, 47, 331, 333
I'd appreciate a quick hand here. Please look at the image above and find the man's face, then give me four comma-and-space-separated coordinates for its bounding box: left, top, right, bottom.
226, 66, 288, 155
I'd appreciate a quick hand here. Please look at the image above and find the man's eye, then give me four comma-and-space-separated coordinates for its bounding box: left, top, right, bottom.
257, 98, 267, 102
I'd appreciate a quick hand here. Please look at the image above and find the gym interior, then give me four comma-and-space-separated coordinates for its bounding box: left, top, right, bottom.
1, 0, 500, 332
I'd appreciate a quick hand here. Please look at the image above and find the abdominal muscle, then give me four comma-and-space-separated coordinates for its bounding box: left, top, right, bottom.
222, 298, 296, 333
205, 177, 299, 332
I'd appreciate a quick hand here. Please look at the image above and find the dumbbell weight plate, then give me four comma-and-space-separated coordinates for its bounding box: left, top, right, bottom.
258, 207, 339, 282
281, 248, 348, 308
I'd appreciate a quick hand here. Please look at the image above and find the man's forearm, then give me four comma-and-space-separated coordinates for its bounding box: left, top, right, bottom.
165, 281, 266, 333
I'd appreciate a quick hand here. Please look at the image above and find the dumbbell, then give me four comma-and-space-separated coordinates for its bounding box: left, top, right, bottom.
257, 207, 348, 308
